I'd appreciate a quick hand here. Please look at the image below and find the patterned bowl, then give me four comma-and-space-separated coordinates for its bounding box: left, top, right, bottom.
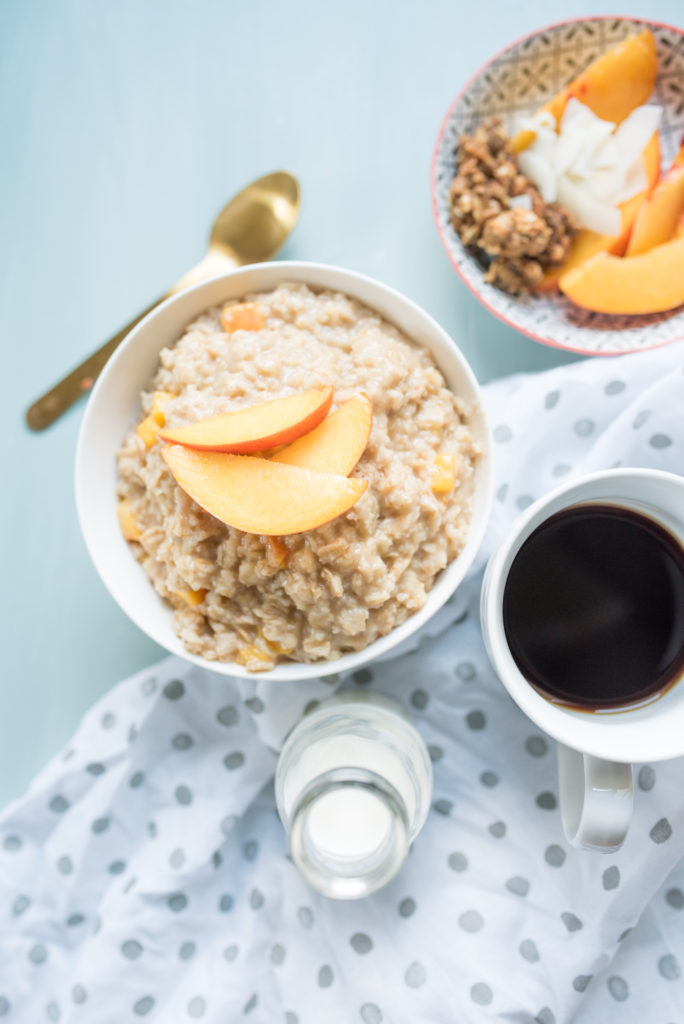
431, 16, 684, 356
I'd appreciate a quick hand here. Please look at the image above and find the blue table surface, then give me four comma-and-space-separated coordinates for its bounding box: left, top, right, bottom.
2, 0, 681, 809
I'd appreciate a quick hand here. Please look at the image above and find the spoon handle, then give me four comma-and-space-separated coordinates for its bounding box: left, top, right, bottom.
25, 300, 162, 431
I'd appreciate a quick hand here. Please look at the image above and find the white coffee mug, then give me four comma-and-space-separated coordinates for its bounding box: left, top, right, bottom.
481, 468, 684, 853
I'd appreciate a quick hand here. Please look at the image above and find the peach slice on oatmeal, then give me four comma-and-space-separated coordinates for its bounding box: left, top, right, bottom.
136, 391, 173, 448
270, 393, 372, 476
161, 445, 368, 535
220, 302, 265, 333
158, 387, 333, 454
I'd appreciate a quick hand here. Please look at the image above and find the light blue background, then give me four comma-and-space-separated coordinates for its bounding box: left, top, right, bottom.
1, 0, 680, 808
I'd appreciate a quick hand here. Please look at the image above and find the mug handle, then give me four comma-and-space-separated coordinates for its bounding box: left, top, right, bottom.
557, 744, 633, 852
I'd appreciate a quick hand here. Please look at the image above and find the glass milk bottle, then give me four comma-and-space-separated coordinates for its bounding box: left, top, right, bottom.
275, 692, 433, 899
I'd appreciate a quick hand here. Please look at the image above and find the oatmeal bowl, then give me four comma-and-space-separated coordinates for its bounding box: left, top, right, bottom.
75, 262, 492, 679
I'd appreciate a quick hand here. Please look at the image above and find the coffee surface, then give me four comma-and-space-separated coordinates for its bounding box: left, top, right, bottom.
502, 503, 684, 710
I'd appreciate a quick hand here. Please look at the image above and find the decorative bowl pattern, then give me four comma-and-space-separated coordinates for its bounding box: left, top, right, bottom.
431, 16, 684, 355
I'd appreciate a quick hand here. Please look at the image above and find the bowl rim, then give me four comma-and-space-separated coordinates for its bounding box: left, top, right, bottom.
430, 13, 684, 357
75, 260, 493, 681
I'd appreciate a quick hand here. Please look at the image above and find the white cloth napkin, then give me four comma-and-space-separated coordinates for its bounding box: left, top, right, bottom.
2, 342, 684, 1024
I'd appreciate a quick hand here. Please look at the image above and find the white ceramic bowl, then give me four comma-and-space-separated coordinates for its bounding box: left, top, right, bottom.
431, 15, 684, 356
75, 262, 492, 680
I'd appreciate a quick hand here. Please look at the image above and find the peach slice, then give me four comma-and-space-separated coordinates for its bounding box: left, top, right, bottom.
513, 30, 657, 152
626, 161, 684, 256
158, 387, 333, 453
270, 394, 372, 476
537, 132, 661, 290
675, 210, 684, 239
559, 235, 684, 314
220, 303, 265, 333
161, 446, 368, 536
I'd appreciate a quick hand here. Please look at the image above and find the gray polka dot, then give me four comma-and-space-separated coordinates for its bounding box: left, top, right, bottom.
525, 735, 548, 757
108, 859, 126, 875
244, 697, 265, 714
489, 820, 506, 838
243, 994, 258, 1015
448, 851, 468, 872
121, 939, 143, 960
179, 941, 196, 961
0, 997, 10, 1016
29, 944, 47, 965
141, 676, 157, 695
169, 849, 185, 870
57, 855, 73, 875
175, 784, 193, 806
318, 965, 334, 988
520, 939, 539, 963
216, 705, 238, 727
650, 818, 672, 844
130, 770, 145, 788
399, 897, 416, 918
573, 975, 593, 993
163, 679, 185, 700
410, 689, 429, 710
456, 661, 476, 681
298, 906, 314, 928
666, 887, 684, 909
147, 822, 157, 838
459, 909, 484, 933
637, 765, 656, 791
172, 733, 193, 751
536, 791, 557, 810
607, 976, 629, 1001
545, 390, 560, 410
168, 892, 188, 912
561, 912, 583, 932
3, 834, 22, 852
243, 840, 259, 861
223, 752, 245, 771
633, 409, 651, 429
658, 954, 681, 980
650, 433, 672, 449
494, 425, 512, 443
602, 866, 620, 891
219, 893, 234, 912
86, 762, 106, 776
405, 962, 427, 988
133, 996, 155, 1016
271, 943, 286, 965
46, 1002, 60, 1021
428, 744, 444, 763
552, 463, 572, 478
49, 795, 69, 813
479, 771, 499, 789
496, 483, 509, 502
101, 711, 116, 729
350, 933, 373, 954
605, 380, 626, 396
433, 798, 453, 816
127, 724, 137, 743
188, 996, 206, 1018
91, 816, 110, 834
250, 889, 264, 910
516, 494, 534, 511
72, 985, 87, 1005
221, 815, 237, 836
470, 982, 493, 1006
285, 1014, 298, 1024
574, 418, 594, 438
535, 1008, 555, 1024
66, 913, 84, 927
466, 710, 486, 730
545, 844, 566, 867
212, 851, 222, 869
506, 876, 530, 897
223, 944, 239, 962
353, 669, 373, 685
360, 1004, 382, 1024
13, 894, 30, 916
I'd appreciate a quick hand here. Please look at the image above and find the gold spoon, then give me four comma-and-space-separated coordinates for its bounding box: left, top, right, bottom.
26, 170, 301, 431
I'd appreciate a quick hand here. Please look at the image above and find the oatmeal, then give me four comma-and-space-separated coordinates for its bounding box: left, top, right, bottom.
117, 283, 481, 670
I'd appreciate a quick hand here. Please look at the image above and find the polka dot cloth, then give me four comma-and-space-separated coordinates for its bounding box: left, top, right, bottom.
2, 343, 684, 1022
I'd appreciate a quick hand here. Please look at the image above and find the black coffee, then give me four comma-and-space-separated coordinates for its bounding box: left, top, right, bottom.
502, 503, 684, 711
